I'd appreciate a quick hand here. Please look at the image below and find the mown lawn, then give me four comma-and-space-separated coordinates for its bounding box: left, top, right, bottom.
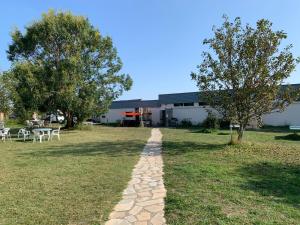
0, 126, 150, 225
162, 128, 300, 225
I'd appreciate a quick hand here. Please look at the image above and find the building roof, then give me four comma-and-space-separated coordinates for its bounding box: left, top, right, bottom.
110, 99, 159, 109
110, 84, 300, 109
158, 92, 201, 104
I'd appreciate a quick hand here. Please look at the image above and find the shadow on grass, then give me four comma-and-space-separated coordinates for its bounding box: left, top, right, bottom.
217, 132, 229, 135
238, 162, 300, 206
275, 133, 300, 141
20, 140, 145, 158
163, 141, 226, 156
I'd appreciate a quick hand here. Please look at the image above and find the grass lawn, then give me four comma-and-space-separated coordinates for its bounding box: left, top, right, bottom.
0, 126, 150, 225
162, 128, 300, 225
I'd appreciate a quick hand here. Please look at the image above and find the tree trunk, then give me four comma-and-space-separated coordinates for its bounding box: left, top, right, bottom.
65, 111, 74, 129
237, 125, 245, 143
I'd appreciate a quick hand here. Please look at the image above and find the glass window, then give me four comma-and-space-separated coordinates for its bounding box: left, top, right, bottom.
174, 103, 184, 107
199, 102, 208, 106
183, 102, 194, 106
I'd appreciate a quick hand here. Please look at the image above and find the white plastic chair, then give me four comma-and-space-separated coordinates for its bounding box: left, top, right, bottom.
51, 126, 61, 140
1, 128, 11, 142
0, 130, 4, 141
18, 128, 31, 141
33, 130, 45, 143
39, 120, 45, 127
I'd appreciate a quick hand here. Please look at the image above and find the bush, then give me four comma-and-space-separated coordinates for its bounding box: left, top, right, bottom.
199, 128, 218, 133
202, 111, 219, 129
219, 119, 230, 129
180, 119, 193, 127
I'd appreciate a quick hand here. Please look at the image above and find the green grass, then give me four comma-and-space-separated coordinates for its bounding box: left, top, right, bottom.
162, 128, 300, 225
0, 126, 150, 225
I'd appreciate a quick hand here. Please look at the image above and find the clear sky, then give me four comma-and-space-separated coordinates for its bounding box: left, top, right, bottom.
1, 0, 299, 100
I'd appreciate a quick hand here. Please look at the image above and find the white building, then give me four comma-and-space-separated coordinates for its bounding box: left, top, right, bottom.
99, 86, 300, 127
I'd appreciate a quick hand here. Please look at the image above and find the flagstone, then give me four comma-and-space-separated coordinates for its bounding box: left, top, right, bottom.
105, 129, 166, 225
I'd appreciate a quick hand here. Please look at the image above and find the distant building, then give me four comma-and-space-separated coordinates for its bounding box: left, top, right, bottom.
98, 85, 300, 127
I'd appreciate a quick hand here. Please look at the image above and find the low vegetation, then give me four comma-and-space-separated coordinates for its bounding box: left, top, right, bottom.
162, 128, 300, 224
0, 126, 150, 225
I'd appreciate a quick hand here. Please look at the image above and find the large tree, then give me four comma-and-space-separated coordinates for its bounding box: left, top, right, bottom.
191, 16, 299, 142
7, 10, 132, 127
0, 74, 11, 116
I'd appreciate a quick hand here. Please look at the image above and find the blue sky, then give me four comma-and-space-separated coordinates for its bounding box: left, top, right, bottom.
1, 0, 299, 100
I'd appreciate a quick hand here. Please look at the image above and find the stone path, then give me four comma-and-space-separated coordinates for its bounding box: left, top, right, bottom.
105, 128, 166, 225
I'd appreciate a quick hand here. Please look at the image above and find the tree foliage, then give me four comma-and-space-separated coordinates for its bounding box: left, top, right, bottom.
0, 74, 11, 114
191, 16, 299, 142
7, 10, 132, 127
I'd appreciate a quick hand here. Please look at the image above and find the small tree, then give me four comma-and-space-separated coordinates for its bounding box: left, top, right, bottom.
7, 10, 132, 128
191, 16, 299, 142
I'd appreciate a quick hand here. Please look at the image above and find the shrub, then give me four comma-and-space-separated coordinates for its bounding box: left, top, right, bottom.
180, 119, 193, 127
219, 119, 230, 129
199, 128, 218, 133
202, 111, 219, 129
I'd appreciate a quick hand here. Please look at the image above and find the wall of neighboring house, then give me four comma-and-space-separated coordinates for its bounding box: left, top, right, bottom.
262, 102, 300, 126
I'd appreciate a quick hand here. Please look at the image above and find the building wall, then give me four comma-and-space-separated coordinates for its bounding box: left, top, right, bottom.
262, 102, 300, 126
100, 108, 135, 123
102, 101, 300, 127
149, 107, 161, 126
172, 106, 208, 125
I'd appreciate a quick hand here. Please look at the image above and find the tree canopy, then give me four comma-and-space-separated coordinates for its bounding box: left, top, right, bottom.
7, 10, 132, 127
191, 16, 299, 142
0, 74, 11, 114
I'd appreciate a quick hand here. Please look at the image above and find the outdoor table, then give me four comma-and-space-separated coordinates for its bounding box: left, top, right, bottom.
32, 128, 52, 142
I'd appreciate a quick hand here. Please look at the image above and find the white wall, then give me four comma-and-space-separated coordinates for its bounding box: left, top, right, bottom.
262, 102, 300, 126
172, 106, 208, 125
100, 108, 135, 123
101, 101, 300, 126
149, 107, 161, 126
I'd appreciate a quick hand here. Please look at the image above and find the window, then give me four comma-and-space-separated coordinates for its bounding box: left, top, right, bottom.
174, 103, 184, 107
183, 102, 194, 106
101, 115, 106, 118
198, 102, 208, 106
174, 103, 194, 107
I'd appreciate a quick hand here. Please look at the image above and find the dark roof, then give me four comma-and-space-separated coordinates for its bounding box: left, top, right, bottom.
280, 84, 300, 91
110, 83, 300, 109
110, 99, 159, 109
158, 92, 200, 104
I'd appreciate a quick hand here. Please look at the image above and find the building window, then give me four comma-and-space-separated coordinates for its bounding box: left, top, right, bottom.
174, 103, 194, 107
101, 115, 106, 118
183, 102, 194, 106
174, 103, 184, 107
199, 102, 207, 106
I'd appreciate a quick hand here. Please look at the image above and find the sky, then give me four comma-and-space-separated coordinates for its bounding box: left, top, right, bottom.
1, 0, 300, 100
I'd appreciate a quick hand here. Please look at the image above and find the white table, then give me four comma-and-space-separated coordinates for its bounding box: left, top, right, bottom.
32, 128, 52, 142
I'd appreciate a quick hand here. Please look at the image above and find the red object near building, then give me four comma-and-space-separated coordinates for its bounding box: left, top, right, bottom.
120, 112, 141, 116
